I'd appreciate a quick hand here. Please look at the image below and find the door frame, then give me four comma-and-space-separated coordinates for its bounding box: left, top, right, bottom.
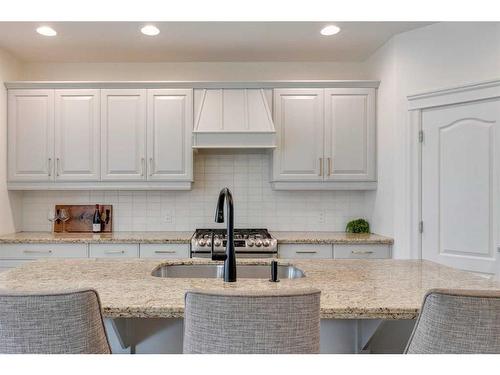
407, 79, 500, 273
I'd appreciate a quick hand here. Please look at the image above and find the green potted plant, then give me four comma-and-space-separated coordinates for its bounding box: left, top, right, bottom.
345, 218, 370, 234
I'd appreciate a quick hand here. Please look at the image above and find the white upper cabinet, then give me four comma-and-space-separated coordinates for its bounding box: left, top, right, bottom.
273, 89, 324, 181
8, 90, 54, 181
55, 90, 100, 181
272, 87, 377, 190
101, 89, 147, 181
147, 89, 193, 181
324, 88, 376, 181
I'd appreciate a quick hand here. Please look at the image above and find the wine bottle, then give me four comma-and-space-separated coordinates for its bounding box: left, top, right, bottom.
92, 204, 101, 233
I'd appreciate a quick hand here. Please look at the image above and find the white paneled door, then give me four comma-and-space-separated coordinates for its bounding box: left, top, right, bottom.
273, 89, 324, 181
147, 89, 193, 181
324, 88, 376, 181
8, 90, 54, 181
55, 90, 100, 181
101, 89, 147, 181
421, 99, 500, 274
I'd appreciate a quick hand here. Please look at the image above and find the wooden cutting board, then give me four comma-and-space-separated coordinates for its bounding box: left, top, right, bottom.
53, 205, 113, 233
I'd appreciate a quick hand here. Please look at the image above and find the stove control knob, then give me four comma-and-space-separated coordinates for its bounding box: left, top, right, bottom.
214, 239, 222, 247
255, 240, 262, 247
247, 240, 254, 247
263, 239, 270, 247
198, 239, 206, 247
206, 239, 212, 247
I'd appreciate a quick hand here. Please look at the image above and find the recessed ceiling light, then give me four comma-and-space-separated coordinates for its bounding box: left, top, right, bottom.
320, 25, 341, 36
141, 25, 160, 36
36, 26, 57, 37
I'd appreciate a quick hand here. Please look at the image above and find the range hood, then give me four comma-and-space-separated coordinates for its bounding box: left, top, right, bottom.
192, 88, 276, 148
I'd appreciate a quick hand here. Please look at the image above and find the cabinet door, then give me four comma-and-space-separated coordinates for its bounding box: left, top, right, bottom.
147, 89, 193, 181
324, 88, 376, 181
273, 89, 324, 181
101, 89, 146, 180
8, 89, 54, 181
55, 90, 100, 181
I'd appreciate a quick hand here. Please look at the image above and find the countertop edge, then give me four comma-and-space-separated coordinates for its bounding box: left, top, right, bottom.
102, 308, 418, 320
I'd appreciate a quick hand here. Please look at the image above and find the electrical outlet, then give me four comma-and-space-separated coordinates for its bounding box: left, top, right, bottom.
318, 211, 326, 225
163, 211, 174, 224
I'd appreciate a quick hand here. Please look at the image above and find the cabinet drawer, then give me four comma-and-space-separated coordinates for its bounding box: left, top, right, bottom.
333, 244, 391, 259
279, 244, 332, 259
0, 244, 88, 259
140, 244, 190, 259
89, 244, 139, 258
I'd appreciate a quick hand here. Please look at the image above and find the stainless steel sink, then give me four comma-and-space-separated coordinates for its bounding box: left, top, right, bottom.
151, 264, 305, 279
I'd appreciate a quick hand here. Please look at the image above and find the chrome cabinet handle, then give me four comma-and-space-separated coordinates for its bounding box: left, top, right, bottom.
56, 157, 60, 176
23, 249, 52, 254
48, 158, 52, 176
328, 157, 332, 176
319, 158, 323, 176
141, 157, 145, 176
296, 251, 318, 254
149, 157, 153, 176
154, 250, 176, 254
104, 250, 125, 254
351, 250, 374, 255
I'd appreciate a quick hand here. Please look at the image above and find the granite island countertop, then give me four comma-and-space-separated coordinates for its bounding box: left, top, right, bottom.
0, 258, 497, 319
0, 231, 393, 245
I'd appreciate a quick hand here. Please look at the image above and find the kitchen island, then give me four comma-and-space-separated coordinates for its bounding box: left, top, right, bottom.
0, 258, 498, 353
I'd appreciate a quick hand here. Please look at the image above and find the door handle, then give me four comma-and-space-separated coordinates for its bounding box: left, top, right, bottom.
296, 251, 318, 254
319, 158, 323, 176
23, 249, 53, 254
154, 250, 176, 254
149, 158, 153, 176
351, 250, 374, 255
141, 157, 145, 176
328, 157, 332, 176
56, 157, 60, 176
48, 158, 52, 177
104, 250, 125, 254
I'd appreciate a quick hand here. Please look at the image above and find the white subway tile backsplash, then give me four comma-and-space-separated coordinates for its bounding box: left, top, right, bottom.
20, 152, 369, 232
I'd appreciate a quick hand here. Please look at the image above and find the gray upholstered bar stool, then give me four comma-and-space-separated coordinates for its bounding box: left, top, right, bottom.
0, 289, 111, 354
183, 288, 321, 354
405, 289, 500, 354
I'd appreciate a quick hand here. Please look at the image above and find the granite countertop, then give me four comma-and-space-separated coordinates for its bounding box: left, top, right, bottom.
0, 231, 194, 244
0, 231, 393, 245
0, 258, 498, 319
271, 231, 393, 245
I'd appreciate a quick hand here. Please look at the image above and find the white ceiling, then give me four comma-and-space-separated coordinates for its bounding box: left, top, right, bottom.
0, 22, 432, 63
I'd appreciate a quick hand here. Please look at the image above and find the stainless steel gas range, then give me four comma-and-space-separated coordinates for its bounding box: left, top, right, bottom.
191, 228, 278, 258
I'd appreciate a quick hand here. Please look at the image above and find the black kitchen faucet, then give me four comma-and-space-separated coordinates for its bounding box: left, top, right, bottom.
211, 187, 237, 282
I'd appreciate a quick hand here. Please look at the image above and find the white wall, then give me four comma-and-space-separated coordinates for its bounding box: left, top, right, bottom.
0, 48, 22, 234
365, 22, 500, 258
22, 151, 368, 232
20, 61, 367, 81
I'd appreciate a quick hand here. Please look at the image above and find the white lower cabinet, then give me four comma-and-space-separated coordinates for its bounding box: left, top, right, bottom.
0, 244, 89, 272
0, 244, 88, 259
140, 244, 190, 259
279, 244, 333, 259
278, 243, 392, 259
333, 244, 391, 259
89, 244, 139, 258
